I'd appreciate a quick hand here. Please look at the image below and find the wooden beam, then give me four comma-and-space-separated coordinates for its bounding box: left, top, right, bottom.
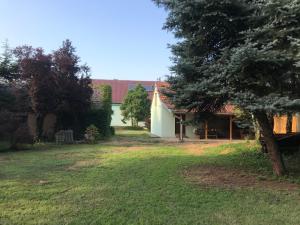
229, 116, 233, 141
180, 114, 183, 142
205, 121, 208, 140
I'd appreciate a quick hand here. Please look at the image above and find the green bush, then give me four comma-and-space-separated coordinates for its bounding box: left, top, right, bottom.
84, 109, 111, 138
84, 124, 100, 144
110, 126, 115, 136
123, 126, 144, 131
86, 84, 113, 138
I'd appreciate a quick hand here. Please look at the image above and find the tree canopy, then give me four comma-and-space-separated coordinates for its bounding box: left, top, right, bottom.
120, 84, 151, 127
0, 40, 94, 146
154, 0, 300, 176
14, 40, 93, 138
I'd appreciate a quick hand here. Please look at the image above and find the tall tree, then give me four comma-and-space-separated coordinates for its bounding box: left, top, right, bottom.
154, 0, 300, 176
99, 84, 113, 136
13, 40, 93, 139
14, 46, 57, 138
0, 40, 19, 83
52, 40, 93, 135
0, 41, 32, 148
120, 84, 150, 127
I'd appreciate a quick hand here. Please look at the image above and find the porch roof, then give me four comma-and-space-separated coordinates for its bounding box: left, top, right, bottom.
155, 82, 235, 116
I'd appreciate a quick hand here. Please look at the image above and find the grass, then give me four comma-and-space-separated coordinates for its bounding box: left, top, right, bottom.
0, 141, 10, 152
0, 131, 300, 225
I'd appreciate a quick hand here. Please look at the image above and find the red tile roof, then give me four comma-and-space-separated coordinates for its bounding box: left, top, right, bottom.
92, 79, 158, 104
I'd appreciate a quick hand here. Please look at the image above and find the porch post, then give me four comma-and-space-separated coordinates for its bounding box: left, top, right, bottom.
205, 120, 208, 140
180, 114, 183, 141
229, 116, 233, 141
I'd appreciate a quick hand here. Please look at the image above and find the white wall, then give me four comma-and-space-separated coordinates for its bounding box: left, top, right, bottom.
185, 113, 197, 138
151, 89, 176, 138
111, 104, 145, 127
111, 104, 130, 127
150, 87, 198, 138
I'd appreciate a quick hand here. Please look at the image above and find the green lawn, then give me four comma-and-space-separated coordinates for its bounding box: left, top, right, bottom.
0, 131, 300, 225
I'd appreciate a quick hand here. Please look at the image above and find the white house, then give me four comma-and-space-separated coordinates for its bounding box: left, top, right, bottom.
151, 83, 242, 140
92, 79, 156, 127
150, 83, 300, 139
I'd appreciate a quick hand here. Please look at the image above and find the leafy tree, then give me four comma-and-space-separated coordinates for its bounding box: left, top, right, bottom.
120, 84, 150, 127
154, 0, 300, 176
52, 40, 93, 137
14, 40, 93, 139
14, 46, 57, 138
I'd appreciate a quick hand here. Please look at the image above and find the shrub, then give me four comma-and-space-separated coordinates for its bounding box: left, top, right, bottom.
110, 126, 115, 136
10, 123, 34, 150
84, 125, 100, 144
84, 109, 111, 138
123, 126, 144, 131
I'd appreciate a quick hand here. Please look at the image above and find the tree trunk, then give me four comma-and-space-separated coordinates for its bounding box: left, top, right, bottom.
253, 119, 260, 141
36, 113, 44, 140
286, 113, 293, 134
254, 112, 286, 176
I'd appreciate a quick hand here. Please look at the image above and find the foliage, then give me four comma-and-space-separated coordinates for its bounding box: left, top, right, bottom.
10, 123, 34, 149
110, 126, 115, 136
0, 40, 19, 82
99, 85, 113, 137
85, 84, 113, 138
84, 124, 100, 144
0, 42, 32, 149
121, 126, 145, 131
154, 0, 300, 176
84, 109, 112, 138
120, 84, 150, 127
52, 40, 93, 136
0, 137, 300, 224
14, 40, 93, 139
233, 107, 256, 138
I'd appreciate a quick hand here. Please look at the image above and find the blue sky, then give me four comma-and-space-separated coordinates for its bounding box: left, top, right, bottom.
0, 0, 174, 81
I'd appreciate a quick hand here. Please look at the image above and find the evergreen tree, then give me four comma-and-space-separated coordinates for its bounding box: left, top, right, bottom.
154, 0, 300, 176
120, 84, 150, 127
0, 41, 32, 148
99, 84, 113, 137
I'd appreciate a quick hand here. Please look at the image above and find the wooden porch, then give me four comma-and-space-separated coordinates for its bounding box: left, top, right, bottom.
175, 114, 245, 141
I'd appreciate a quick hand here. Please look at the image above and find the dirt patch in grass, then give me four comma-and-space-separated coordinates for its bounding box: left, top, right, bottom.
56, 152, 84, 160
110, 146, 149, 153
184, 165, 300, 191
183, 142, 229, 156
33, 180, 52, 185
0, 156, 8, 162
67, 159, 101, 171
219, 147, 235, 155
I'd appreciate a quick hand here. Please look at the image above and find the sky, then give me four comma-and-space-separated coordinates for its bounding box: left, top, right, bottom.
0, 0, 175, 81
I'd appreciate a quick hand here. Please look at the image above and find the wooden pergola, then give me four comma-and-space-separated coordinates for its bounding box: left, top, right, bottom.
203, 115, 234, 141
175, 113, 234, 142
